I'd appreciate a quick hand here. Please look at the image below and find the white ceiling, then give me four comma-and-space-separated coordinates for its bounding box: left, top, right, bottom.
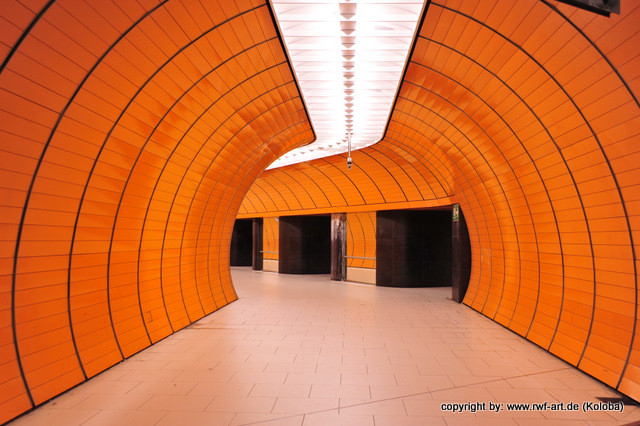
267, 0, 425, 169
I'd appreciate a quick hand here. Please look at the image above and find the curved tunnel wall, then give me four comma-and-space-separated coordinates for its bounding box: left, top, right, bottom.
0, 0, 313, 422
239, 0, 640, 400
1, 0, 639, 422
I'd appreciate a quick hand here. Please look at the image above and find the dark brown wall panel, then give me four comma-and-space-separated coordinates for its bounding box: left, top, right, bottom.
376, 209, 452, 288
230, 219, 253, 266
279, 215, 331, 275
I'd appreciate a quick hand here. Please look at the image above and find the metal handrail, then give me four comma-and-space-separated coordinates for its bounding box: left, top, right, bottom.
343, 256, 375, 260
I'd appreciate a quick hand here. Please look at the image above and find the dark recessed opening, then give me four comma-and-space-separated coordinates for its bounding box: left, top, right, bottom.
279, 215, 331, 274
376, 208, 452, 288
230, 219, 253, 266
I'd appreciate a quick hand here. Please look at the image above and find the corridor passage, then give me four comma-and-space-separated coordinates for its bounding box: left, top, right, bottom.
11, 268, 640, 425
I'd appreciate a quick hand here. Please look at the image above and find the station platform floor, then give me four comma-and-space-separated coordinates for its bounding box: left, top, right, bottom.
11, 267, 640, 425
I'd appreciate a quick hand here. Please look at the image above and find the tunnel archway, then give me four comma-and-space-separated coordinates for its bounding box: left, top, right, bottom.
1, 0, 639, 422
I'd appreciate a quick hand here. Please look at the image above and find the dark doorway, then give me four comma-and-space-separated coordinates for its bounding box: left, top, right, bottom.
230, 219, 253, 266
376, 209, 452, 287
279, 215, 331, 274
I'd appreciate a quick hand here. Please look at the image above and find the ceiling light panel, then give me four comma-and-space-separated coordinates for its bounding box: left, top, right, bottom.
268, 0, 424, 169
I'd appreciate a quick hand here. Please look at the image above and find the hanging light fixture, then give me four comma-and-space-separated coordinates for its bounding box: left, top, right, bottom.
347, 132, 352, 169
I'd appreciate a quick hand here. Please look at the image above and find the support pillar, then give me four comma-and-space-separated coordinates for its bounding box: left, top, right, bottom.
252, 218, 263, 270
331, 213, 347, 281
452, 204, 472, 302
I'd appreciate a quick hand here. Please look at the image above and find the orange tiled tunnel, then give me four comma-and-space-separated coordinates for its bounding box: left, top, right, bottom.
1, 0, 639, 423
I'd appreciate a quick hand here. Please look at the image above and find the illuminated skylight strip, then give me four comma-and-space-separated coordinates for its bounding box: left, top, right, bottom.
268, 0, 425, 169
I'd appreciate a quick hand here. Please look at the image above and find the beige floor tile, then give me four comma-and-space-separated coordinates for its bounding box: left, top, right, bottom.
394, 372, 431, 388
70, 379, 141, 395
465, 380, 515, 392
138, 394, 213, 411
188, 382, 253, 397
10, 409, 99, 426
71, 392, 153, 411
431, 386, 496, 402
228, 371, 287, 384
205, 396, 276, 414
265, 362, 317, 373
230, 413, 304, 425
466, 365, 526, 377
447, 374, 505, 388
302, 412, 374, 425
122, 369, 182, 382
271, 397, 339, 414
161, 359, 214, 371
82, 409, 166, 426
487, 387, 558, 404
315, 362, 368, 374
369, 383, 429, 399
342, 353, 368, 364
339, 398, 407, 415
125, 380, 197, 396
38, 390, 92, 409
506, 375, 572, 390
557, 371, 623, 391
172, 369, 235, 383
88, 366, 132, 382
250, 383, 312, 398
213, 360, 269, 373
310, 384, 371, 399
416, 363, 472, 376
244, 353, 297, 364
410, 375, 454, 392
285, 372, 341, 386
375, 414, 447, 425
341, 372, 397, 386
156, 411, 235, 426
116, 358, 171, 371
388, 364, 420, 375
388, 353, 415, 365
403, 395, 451, 417
608, 404, 640, 423
278, 346, 322, 356
155, 349, 207, 362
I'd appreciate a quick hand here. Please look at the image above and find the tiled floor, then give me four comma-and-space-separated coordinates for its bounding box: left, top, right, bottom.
11, 267, 640, 425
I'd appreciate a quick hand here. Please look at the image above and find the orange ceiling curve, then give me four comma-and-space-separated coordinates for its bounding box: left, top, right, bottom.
0, 0, 313, 422
239, 0, 640, 401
